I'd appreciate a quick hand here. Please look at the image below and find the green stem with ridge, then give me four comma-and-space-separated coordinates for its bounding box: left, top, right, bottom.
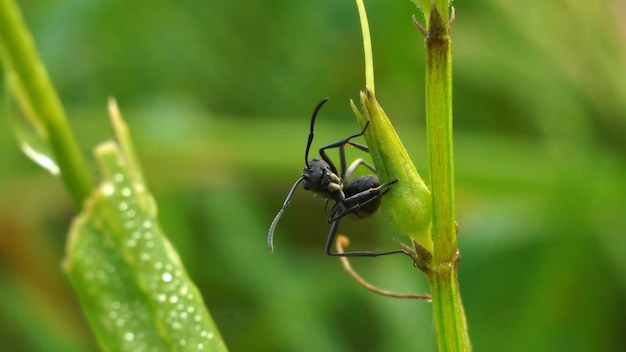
423, 5, 471, 351
0, 0, 93, 209
355, 0, 471, 349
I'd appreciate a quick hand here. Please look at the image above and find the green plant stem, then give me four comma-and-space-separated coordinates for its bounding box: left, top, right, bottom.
424, 6, 471, 351
0, 0, 93, 209
355, 0, 375, 92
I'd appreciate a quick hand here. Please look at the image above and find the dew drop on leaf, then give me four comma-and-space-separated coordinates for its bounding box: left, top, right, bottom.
7, 72, 60, 176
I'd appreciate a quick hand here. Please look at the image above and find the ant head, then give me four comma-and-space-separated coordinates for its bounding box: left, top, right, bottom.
302, 158, 342, 196
301, 98, 343, 197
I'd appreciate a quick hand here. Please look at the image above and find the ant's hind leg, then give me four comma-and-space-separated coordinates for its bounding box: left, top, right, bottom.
324, 219, 409, 258
330, 179, 398, 222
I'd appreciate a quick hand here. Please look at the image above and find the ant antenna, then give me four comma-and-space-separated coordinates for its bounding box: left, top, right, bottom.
268, 176, 304, 251
304, 97, 329, 168
268, 97, 329, 252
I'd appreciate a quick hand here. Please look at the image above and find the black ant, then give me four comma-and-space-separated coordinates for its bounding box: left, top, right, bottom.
267, 97, 408, 257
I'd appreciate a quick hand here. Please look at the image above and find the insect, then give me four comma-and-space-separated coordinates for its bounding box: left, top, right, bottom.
267, 97, 408, 257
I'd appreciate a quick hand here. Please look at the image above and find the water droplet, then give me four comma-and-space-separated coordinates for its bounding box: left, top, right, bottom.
119, 202, 129, 211
155, 293, 167, 302
169, 295, 179, 303
162, 272, 172, 282
124, 220, 136, 229
121, 187, 132, 197
124, 332, 135, 342
102, 183, 115, 196
180, 286, 189, 295
105, 262, 117, 274
7, 75, 61, 176
20, 143, 60, 175
113, 173, 125, 183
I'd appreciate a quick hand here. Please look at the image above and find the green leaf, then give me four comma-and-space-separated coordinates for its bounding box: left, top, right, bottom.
411, 0, 431, 24
0, 0, 93, 207
351, 89, 432, 253
62, 105, 228, 352
411, 0, 451, 29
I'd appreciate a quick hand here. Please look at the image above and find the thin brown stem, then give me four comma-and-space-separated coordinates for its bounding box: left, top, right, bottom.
336, 235, 431, 300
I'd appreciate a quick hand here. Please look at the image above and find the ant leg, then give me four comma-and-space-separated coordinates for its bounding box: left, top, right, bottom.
320, 140, 371, 179
324, 219, 409, 257
344, 179, 398, 203
329, 179, 398, 222
318, 121, 372, 177
321, 120, 370, 153
344, 158, 377, 180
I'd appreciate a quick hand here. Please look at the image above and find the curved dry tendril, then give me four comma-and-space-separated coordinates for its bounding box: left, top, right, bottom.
335, 235, 432, 301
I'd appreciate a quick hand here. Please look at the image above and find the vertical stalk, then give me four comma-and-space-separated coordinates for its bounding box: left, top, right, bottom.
0, 0, 93, 209
424, 6, 471, 351
355, 0, 375, 92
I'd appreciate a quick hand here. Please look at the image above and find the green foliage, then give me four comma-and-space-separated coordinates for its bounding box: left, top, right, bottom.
351, 89, 432, 250
0, 0, 227, 349
0, 0, 92, 207
0, 0, 625, 351
63, 120, 226, 351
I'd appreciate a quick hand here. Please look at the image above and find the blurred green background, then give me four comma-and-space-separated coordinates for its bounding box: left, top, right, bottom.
1, 0, 625, 351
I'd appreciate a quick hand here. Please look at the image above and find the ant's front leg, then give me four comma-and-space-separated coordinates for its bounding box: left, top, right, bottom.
318, 121, 372, 177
